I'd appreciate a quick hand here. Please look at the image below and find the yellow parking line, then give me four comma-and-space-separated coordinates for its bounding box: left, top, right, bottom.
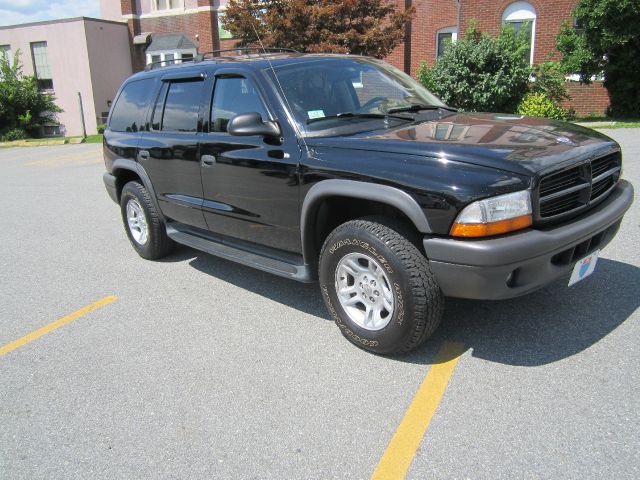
371, 341, 465, 480
0, 296, 118, 357
24, 153, 101, 167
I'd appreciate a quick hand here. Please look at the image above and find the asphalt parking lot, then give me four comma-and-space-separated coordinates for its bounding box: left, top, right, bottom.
1, 129, 638, 479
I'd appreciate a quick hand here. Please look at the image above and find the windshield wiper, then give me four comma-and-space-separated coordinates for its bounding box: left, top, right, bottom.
387, 104, 458, 114
306, 112, 413, 125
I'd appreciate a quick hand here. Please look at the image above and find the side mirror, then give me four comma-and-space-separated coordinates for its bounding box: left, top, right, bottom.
227, 112, 281, 138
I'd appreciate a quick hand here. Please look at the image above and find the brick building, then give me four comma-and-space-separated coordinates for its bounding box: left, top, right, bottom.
388, 0, 609, 115
100, 0, 233, 72
101, 0, 609, 115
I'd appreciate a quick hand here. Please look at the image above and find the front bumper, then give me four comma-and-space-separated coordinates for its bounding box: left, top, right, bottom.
423, 180, 634, 300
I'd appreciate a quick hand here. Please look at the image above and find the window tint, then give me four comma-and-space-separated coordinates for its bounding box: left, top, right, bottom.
211, 77, 268, 133
109, 79, 154, 132
151, 82, 168, 130
161, 80, 204, 132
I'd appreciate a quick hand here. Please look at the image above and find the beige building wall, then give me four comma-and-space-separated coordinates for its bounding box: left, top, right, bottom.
84, 20, 133, 126
100, 0, 124, 21
0, 18, 131, 137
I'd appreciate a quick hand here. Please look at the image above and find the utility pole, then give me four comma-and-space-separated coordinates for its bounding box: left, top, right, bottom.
77, 92, 87, 138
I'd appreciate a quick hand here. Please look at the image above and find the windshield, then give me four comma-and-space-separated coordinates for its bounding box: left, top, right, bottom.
265, 57, 447, 136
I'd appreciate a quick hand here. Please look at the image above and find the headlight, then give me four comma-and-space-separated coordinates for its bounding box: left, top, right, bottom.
450, 190, 532, 237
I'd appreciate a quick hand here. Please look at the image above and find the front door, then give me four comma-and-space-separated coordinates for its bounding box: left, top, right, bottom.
199, 73, 302, 254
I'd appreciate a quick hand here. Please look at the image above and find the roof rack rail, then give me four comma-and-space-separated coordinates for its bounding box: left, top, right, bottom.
144, 57, 197, 71
143, 48, 299, 71
197, 47, 300, 61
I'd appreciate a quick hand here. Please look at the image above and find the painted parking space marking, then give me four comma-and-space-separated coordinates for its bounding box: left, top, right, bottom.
25, 152, 103, 167
371, 341, 465, 480
0, 296, 118, 358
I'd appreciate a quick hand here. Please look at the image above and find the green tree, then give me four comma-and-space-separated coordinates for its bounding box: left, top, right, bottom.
0, 50, 62, 139
417, 24, 532, 113
556, 0, 640, 117
222, 0, 413, 58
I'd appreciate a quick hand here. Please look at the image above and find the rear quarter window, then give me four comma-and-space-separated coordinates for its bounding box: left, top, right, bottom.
109, 79, 155, 132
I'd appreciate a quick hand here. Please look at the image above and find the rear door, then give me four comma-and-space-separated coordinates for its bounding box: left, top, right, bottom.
199, 69, 302, 254
137, 72, 208, 230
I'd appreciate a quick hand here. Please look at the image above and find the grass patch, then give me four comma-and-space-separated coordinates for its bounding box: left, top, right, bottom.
84, 134, 103, 144
576, 116, 640, 129
594, 121, 640, 129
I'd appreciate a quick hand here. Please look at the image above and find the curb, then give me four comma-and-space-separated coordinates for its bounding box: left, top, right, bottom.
0, 138, 86, 147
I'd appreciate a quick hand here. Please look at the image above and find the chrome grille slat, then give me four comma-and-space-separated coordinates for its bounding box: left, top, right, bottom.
537, 152, 621, 220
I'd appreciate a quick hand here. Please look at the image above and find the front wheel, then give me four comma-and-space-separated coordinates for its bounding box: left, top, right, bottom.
319, 219, 444, 355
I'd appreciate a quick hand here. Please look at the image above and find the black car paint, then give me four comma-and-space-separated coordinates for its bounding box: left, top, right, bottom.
104, 54, 629, 274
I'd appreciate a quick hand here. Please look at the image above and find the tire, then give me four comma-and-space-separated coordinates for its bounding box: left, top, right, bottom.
120, 181, 175, 260
319, 218, 444, 355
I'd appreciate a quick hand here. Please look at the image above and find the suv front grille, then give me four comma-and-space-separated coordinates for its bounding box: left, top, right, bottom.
537, 152, 621, 221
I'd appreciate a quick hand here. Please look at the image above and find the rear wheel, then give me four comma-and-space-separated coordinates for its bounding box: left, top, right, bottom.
120, 181, 174, 260
319, 218, 444, 355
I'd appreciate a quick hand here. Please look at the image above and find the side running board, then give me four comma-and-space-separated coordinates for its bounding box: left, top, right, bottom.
166, 224, 314, 283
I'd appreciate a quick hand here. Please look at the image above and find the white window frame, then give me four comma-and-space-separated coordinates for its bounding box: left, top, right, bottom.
502, 1, 537, 65
436, 27, 458, 58
152, 0, 185, 13
146, 49, 197, 67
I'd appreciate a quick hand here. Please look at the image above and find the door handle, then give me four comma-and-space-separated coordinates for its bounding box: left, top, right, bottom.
138, 150, 150, 161
201, 154, 216, 166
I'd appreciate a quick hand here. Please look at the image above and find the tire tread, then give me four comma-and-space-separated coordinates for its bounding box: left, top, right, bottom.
320, 217, 444, 354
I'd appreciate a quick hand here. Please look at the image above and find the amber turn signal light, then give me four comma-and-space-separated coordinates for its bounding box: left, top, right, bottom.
450, 214, 533, 238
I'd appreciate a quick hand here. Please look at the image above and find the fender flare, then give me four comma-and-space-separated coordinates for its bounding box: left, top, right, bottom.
300, 179, 432, 263
111, 158, 165, 222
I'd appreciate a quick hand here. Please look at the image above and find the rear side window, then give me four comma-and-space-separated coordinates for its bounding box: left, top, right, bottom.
109, 79, 154, 132
153, 79, 204, 132
210, 77, 268, 133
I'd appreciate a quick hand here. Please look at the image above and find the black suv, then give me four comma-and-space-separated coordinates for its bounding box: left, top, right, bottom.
103, 52, 633, 355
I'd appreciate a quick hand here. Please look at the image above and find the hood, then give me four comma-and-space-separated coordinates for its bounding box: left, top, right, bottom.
306, 113, 619, 177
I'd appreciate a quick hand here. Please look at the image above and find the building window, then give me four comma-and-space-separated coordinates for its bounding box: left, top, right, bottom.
146, 51, 197, 67
502, 2, 537, 65
436, 27, 458, 58
0, 44, 10, 60
218, 12, 233, 40
30, 41, 53, 91
154, 0, 183, 11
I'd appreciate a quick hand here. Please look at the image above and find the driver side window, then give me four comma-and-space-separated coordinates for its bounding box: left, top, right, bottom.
210, 77, 269, 133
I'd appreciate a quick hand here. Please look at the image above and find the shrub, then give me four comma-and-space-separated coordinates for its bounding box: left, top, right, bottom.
557, 0, 640, 117
418, 24, 532, 113
530, 61, 568, 104
97, 123, 107, 134
0, 128, 28, 142
517, 93, 569, 120
0, 50, 62, 137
